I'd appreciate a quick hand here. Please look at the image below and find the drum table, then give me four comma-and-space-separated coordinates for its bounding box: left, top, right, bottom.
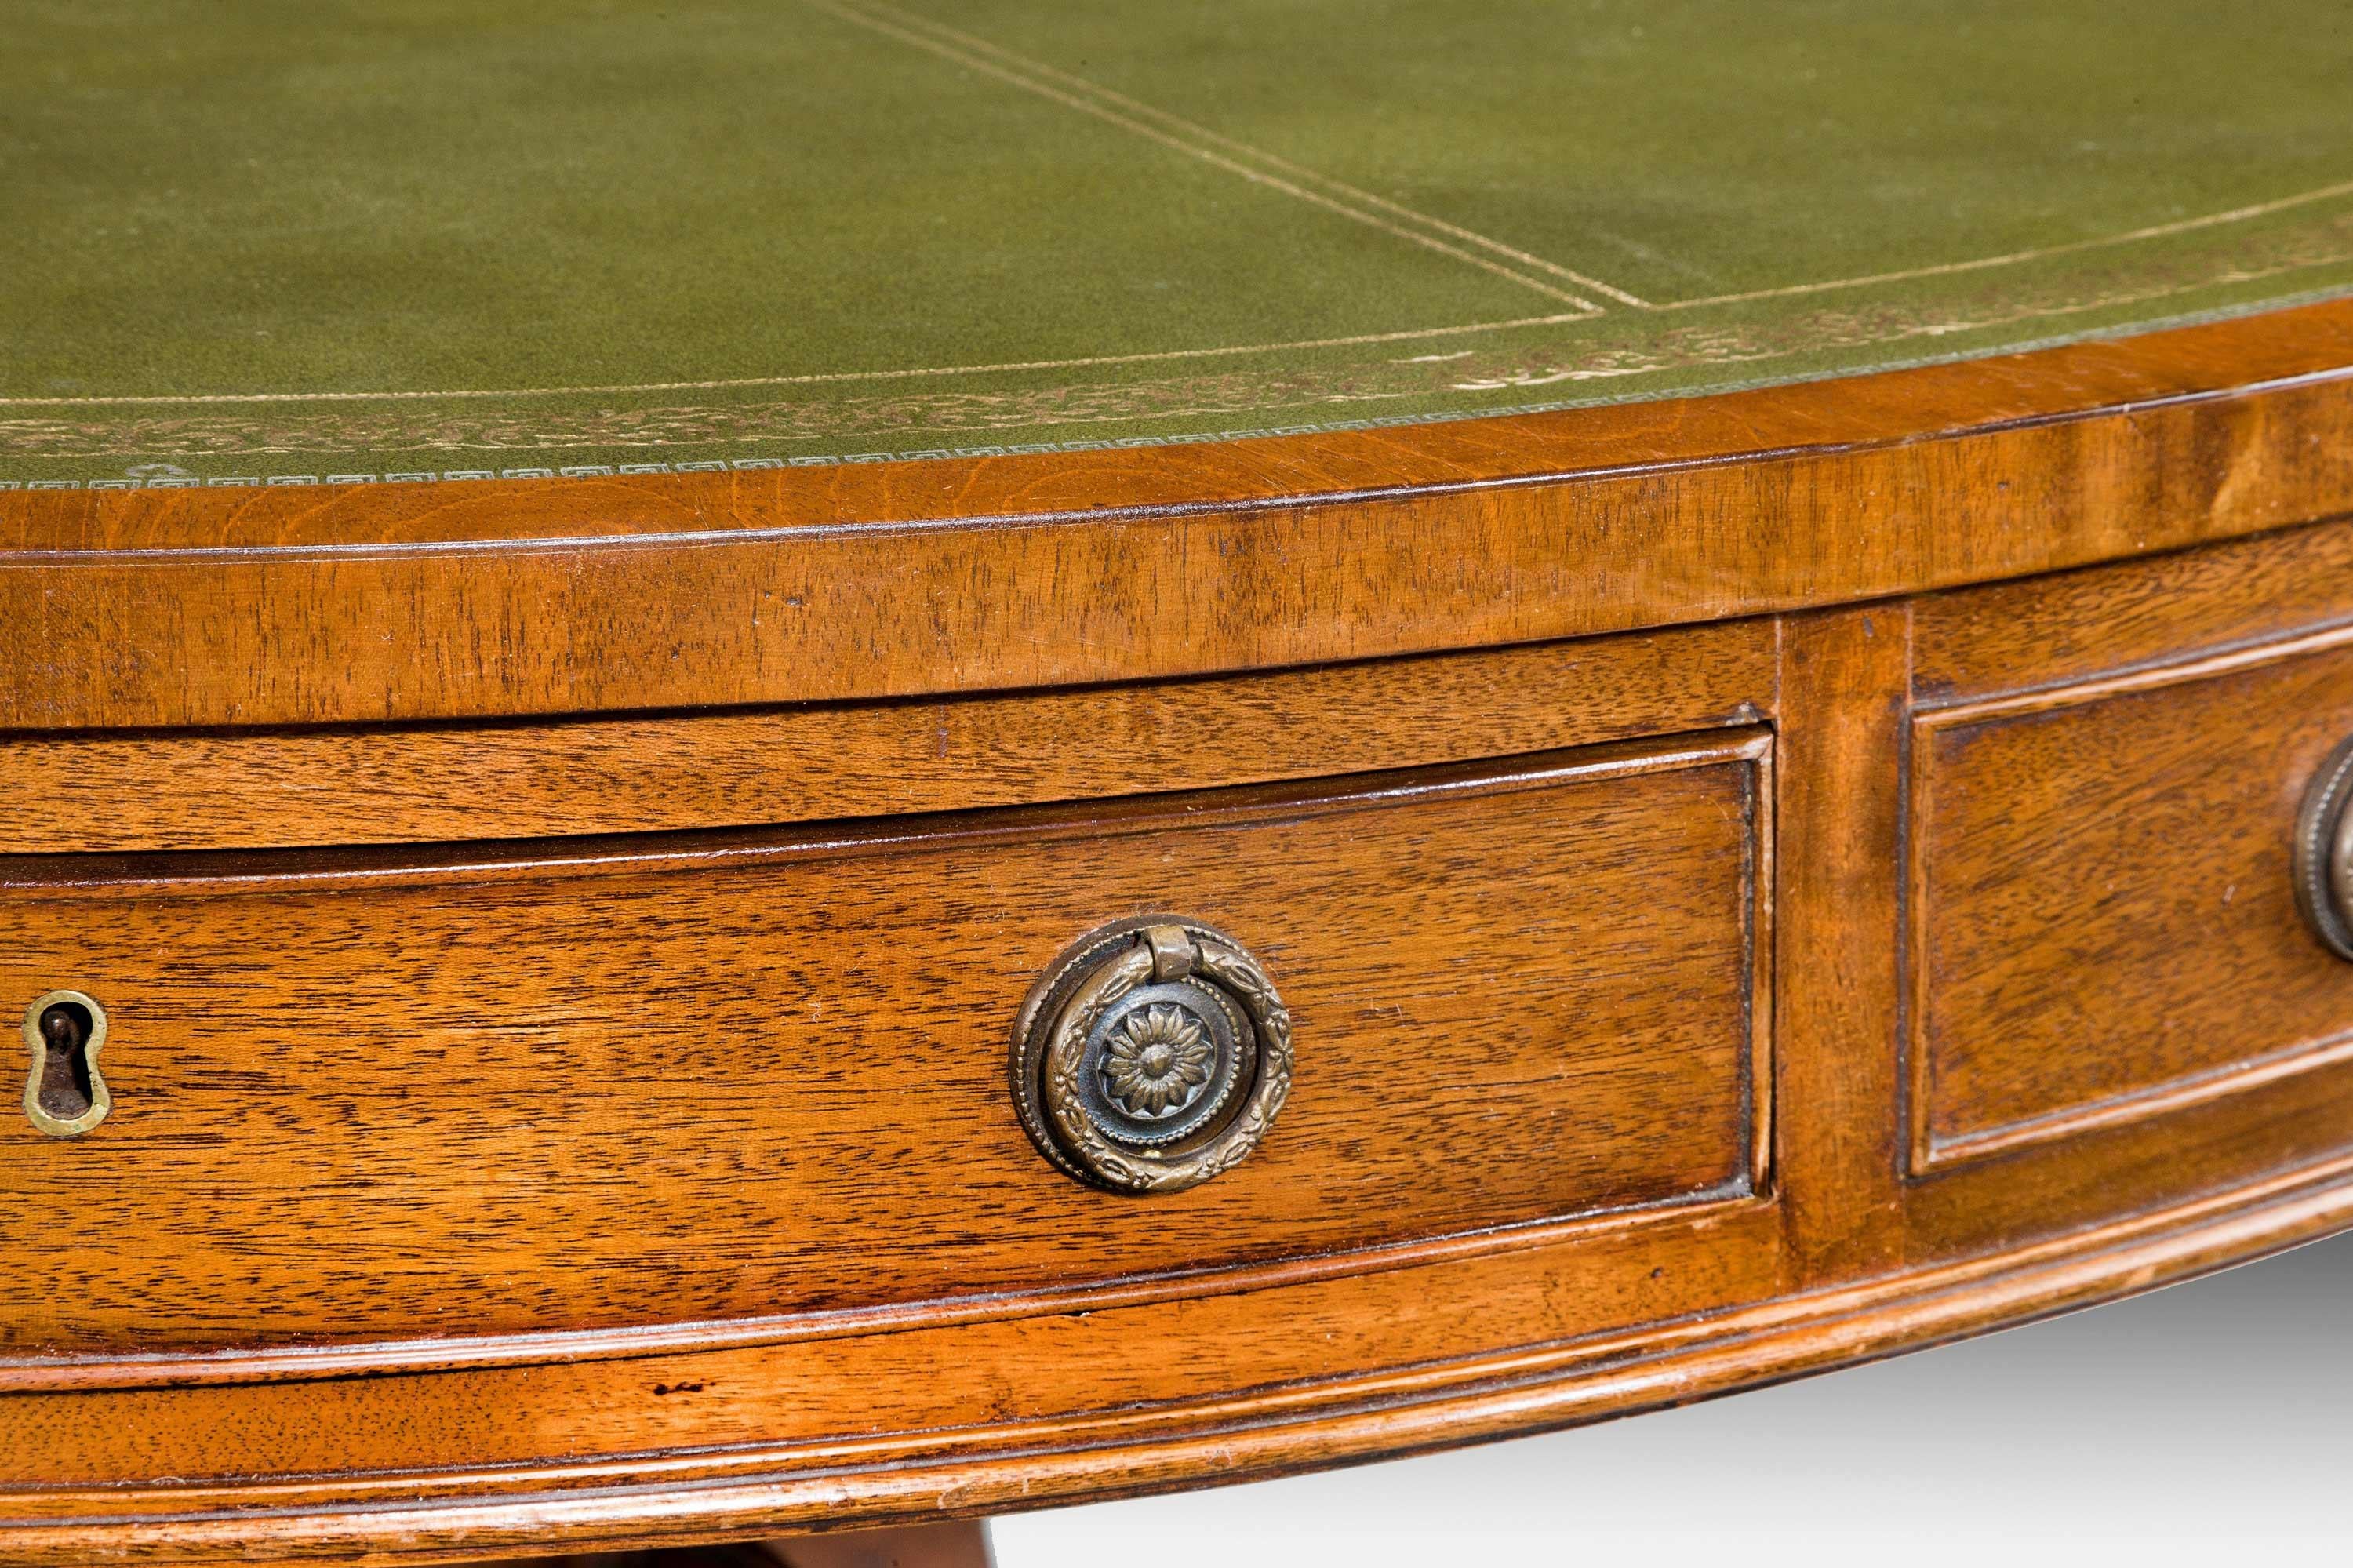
6, 3, 2353, 1562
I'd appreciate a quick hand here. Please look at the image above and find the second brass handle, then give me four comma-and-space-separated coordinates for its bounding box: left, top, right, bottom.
2296, 735, 2353, 960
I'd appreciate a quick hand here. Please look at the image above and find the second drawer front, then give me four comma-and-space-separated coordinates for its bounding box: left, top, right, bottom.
0, 733, 1769, 1359
1911, 634, 2353, 1170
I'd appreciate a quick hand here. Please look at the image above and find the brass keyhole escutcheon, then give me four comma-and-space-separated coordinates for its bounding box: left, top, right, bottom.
22, 991, 110, 1138
1010, 918, 1292, 1195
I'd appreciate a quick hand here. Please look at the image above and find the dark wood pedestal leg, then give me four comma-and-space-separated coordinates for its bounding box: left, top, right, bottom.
492, 1520, 995, 1568
769, 1520, 994, 1567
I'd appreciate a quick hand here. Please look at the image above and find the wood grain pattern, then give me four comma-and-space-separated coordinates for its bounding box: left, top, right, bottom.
0, 620, 1773, 853
0, 733, 1769, 1359
2, 1155, 2347, 1564
4, 301, 2353, 729
1904, 1024, 2353, 1264
2, 1188, 1798, 1479
1896, 522, 2353, 1286
1908, 628, 2353, 1170
10, 307, 2353, 1562
1914, 511, 2353, 706
1773, 607, 1907, 1282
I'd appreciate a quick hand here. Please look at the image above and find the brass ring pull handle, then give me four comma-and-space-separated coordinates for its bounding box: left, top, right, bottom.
1010, 917, 1292, 1194
2295, 737, 2353, 959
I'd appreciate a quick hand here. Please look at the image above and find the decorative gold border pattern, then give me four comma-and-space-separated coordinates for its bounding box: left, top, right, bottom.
7, 206, 2349, 470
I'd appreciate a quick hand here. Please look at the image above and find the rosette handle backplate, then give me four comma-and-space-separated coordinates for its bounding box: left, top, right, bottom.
1010, 917, 1292, 1194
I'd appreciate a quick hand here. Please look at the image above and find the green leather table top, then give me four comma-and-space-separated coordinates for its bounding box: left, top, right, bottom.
6, 0, 2352, 489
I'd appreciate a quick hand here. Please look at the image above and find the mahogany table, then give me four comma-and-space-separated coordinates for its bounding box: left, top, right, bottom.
6, 2, 2353, 1561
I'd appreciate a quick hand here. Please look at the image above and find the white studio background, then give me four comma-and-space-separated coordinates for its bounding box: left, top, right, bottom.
993, 1231, 2353, 1567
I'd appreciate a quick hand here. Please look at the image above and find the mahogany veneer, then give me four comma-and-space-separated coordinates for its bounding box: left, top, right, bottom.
1911, 628, 2353, 1170
0, 737, 1769, 1355
4, 305, 2353, 1563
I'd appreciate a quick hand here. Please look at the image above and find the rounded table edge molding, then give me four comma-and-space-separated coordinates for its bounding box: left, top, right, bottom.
5, 299, 2353, 731
0, 1152, 2341, 1566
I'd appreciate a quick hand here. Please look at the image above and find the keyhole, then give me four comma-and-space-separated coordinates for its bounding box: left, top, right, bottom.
21, 989, 110, 1137
37, 1004, 94, 1122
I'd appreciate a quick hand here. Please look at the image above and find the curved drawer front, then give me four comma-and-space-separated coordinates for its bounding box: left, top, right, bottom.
1909, 630, 2353, 1172
0, 732, 1769, 1360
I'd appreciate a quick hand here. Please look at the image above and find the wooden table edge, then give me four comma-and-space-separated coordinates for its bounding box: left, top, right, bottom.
8, 298, 2353, 729
0, 1150, 2342, 1563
